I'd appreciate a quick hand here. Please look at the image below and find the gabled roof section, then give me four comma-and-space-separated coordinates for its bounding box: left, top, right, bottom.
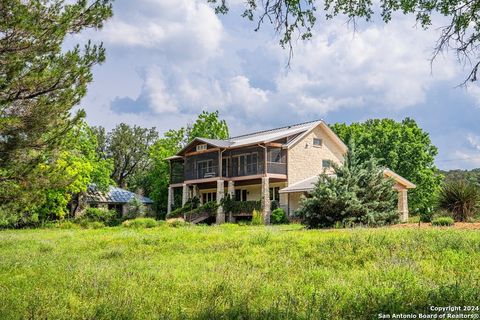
383, 169, 417, 189
172, 120, 326, 157
285, 121, 348, 153
86, 185, 154, 204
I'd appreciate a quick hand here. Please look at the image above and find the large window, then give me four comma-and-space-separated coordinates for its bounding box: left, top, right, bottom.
202, 192, 217, 203
197, 159, 214, 178
269, 187, 280, 201
232, 152, 258, 176
235, 189, 248, 201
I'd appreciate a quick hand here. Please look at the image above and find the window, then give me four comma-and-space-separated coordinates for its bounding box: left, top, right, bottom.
232, 152, 258, 176
235, 189, 248, 201
322, 159, 332, 168
197, 160, 214, 178
313, 138, 323, 147
196, 144, 207, 152
202, 192, 217, 203
269, 148, 283, 163
269, 187, 280, 201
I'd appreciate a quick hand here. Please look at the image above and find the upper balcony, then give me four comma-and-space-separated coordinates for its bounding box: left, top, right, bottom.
169, 145, 287, 184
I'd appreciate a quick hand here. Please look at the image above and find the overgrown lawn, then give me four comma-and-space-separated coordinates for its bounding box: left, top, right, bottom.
1, 224, 479, 319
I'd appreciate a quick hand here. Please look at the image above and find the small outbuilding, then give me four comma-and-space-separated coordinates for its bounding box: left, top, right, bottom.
85, 185, 154, 216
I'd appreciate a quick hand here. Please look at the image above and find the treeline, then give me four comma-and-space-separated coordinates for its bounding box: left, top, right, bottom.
0, 110, 228, 227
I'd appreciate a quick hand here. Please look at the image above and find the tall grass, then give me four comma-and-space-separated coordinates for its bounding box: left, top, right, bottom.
1, 225, 480, 319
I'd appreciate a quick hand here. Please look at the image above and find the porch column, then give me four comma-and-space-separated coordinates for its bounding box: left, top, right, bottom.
216, 180, 225, 224
182, 183, 189, 207
227, 181, 235, 223
261, 176, 271, 224
398, 189, 409, 222
167, 186, 173, 215
227, 181, 235, 199
192, 185, 199, 199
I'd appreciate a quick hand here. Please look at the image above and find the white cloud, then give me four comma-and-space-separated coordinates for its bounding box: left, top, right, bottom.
99, 0, 223, 61
144, 68, 178, 113
272, 18, 458, 114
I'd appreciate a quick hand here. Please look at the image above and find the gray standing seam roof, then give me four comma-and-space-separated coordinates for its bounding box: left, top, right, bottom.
86, 185, 154, 204
175, 119, 324, 156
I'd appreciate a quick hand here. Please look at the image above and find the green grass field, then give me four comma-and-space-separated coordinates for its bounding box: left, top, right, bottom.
1, 224, 480, 319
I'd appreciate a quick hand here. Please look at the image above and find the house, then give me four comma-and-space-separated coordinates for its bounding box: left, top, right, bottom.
166, 120, 415, 224
85, 185, 154, 216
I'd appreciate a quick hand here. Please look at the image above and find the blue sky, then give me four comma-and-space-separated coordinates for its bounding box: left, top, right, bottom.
74, 0, 480, 170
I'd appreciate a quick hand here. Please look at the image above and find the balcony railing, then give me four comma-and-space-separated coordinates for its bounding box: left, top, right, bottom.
231, 163, 263, 177
185, 165, 219, 180
267, 162, 287, 174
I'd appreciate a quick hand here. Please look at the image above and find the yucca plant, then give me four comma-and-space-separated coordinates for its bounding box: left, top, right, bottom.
438, 180, 480, 221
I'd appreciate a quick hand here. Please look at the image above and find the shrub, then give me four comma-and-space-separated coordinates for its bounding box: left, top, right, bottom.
223, 197, 261, 214
84, 207, 118, 225
166, 218, 189, 228
251, 209, 263, 225
125, 196, 147, 219
297, 146, 398, 228
419, 210, 434, 223
270, 200, 279, 211
122, 218, 158, 228
438, 180, 480, 221
431, 217, 454, 227
271, 208, 288, 224
166, 203, 192, 219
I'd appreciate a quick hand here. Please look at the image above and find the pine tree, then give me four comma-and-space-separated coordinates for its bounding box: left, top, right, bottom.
297, 145, 398, 228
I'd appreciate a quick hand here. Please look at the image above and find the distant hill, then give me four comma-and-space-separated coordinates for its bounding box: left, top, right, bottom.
439, 168, 480, 184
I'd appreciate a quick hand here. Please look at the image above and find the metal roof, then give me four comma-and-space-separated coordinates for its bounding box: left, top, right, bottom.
86, 185, 154, 204
175, 120, 324, 156
279, 169, 416, 194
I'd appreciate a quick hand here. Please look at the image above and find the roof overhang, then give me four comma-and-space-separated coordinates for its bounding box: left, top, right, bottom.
383, 169, 416, 189
279, 169, 416, 194
286, 121, 348, 154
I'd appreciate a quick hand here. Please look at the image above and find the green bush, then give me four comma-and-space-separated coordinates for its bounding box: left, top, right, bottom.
251, 209, 263, 225
270, 200, 279, 211
122, 218, 158, 228
431, 217, 454, 226
166, 204, 192, 219
167, 201, 218, 219
84, 207, 118, 225
271, 208, 289, 224
166, 218, 189, 228
124, 197, 147, 219
438, 180, 480, 221
223, 197, 261, 214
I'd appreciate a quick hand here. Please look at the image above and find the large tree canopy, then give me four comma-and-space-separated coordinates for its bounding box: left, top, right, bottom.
143, 111, 230, 216
209, 0, 480, 82
93, 124, 159, 189
331, 118, 442, 213
0, 0, 112, 217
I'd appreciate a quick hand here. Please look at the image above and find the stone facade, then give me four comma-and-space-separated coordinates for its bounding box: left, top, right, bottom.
261, 177, 271, 224
216, 180, 225, 224
287, 125, 345, 185
398, 189, 409, 222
